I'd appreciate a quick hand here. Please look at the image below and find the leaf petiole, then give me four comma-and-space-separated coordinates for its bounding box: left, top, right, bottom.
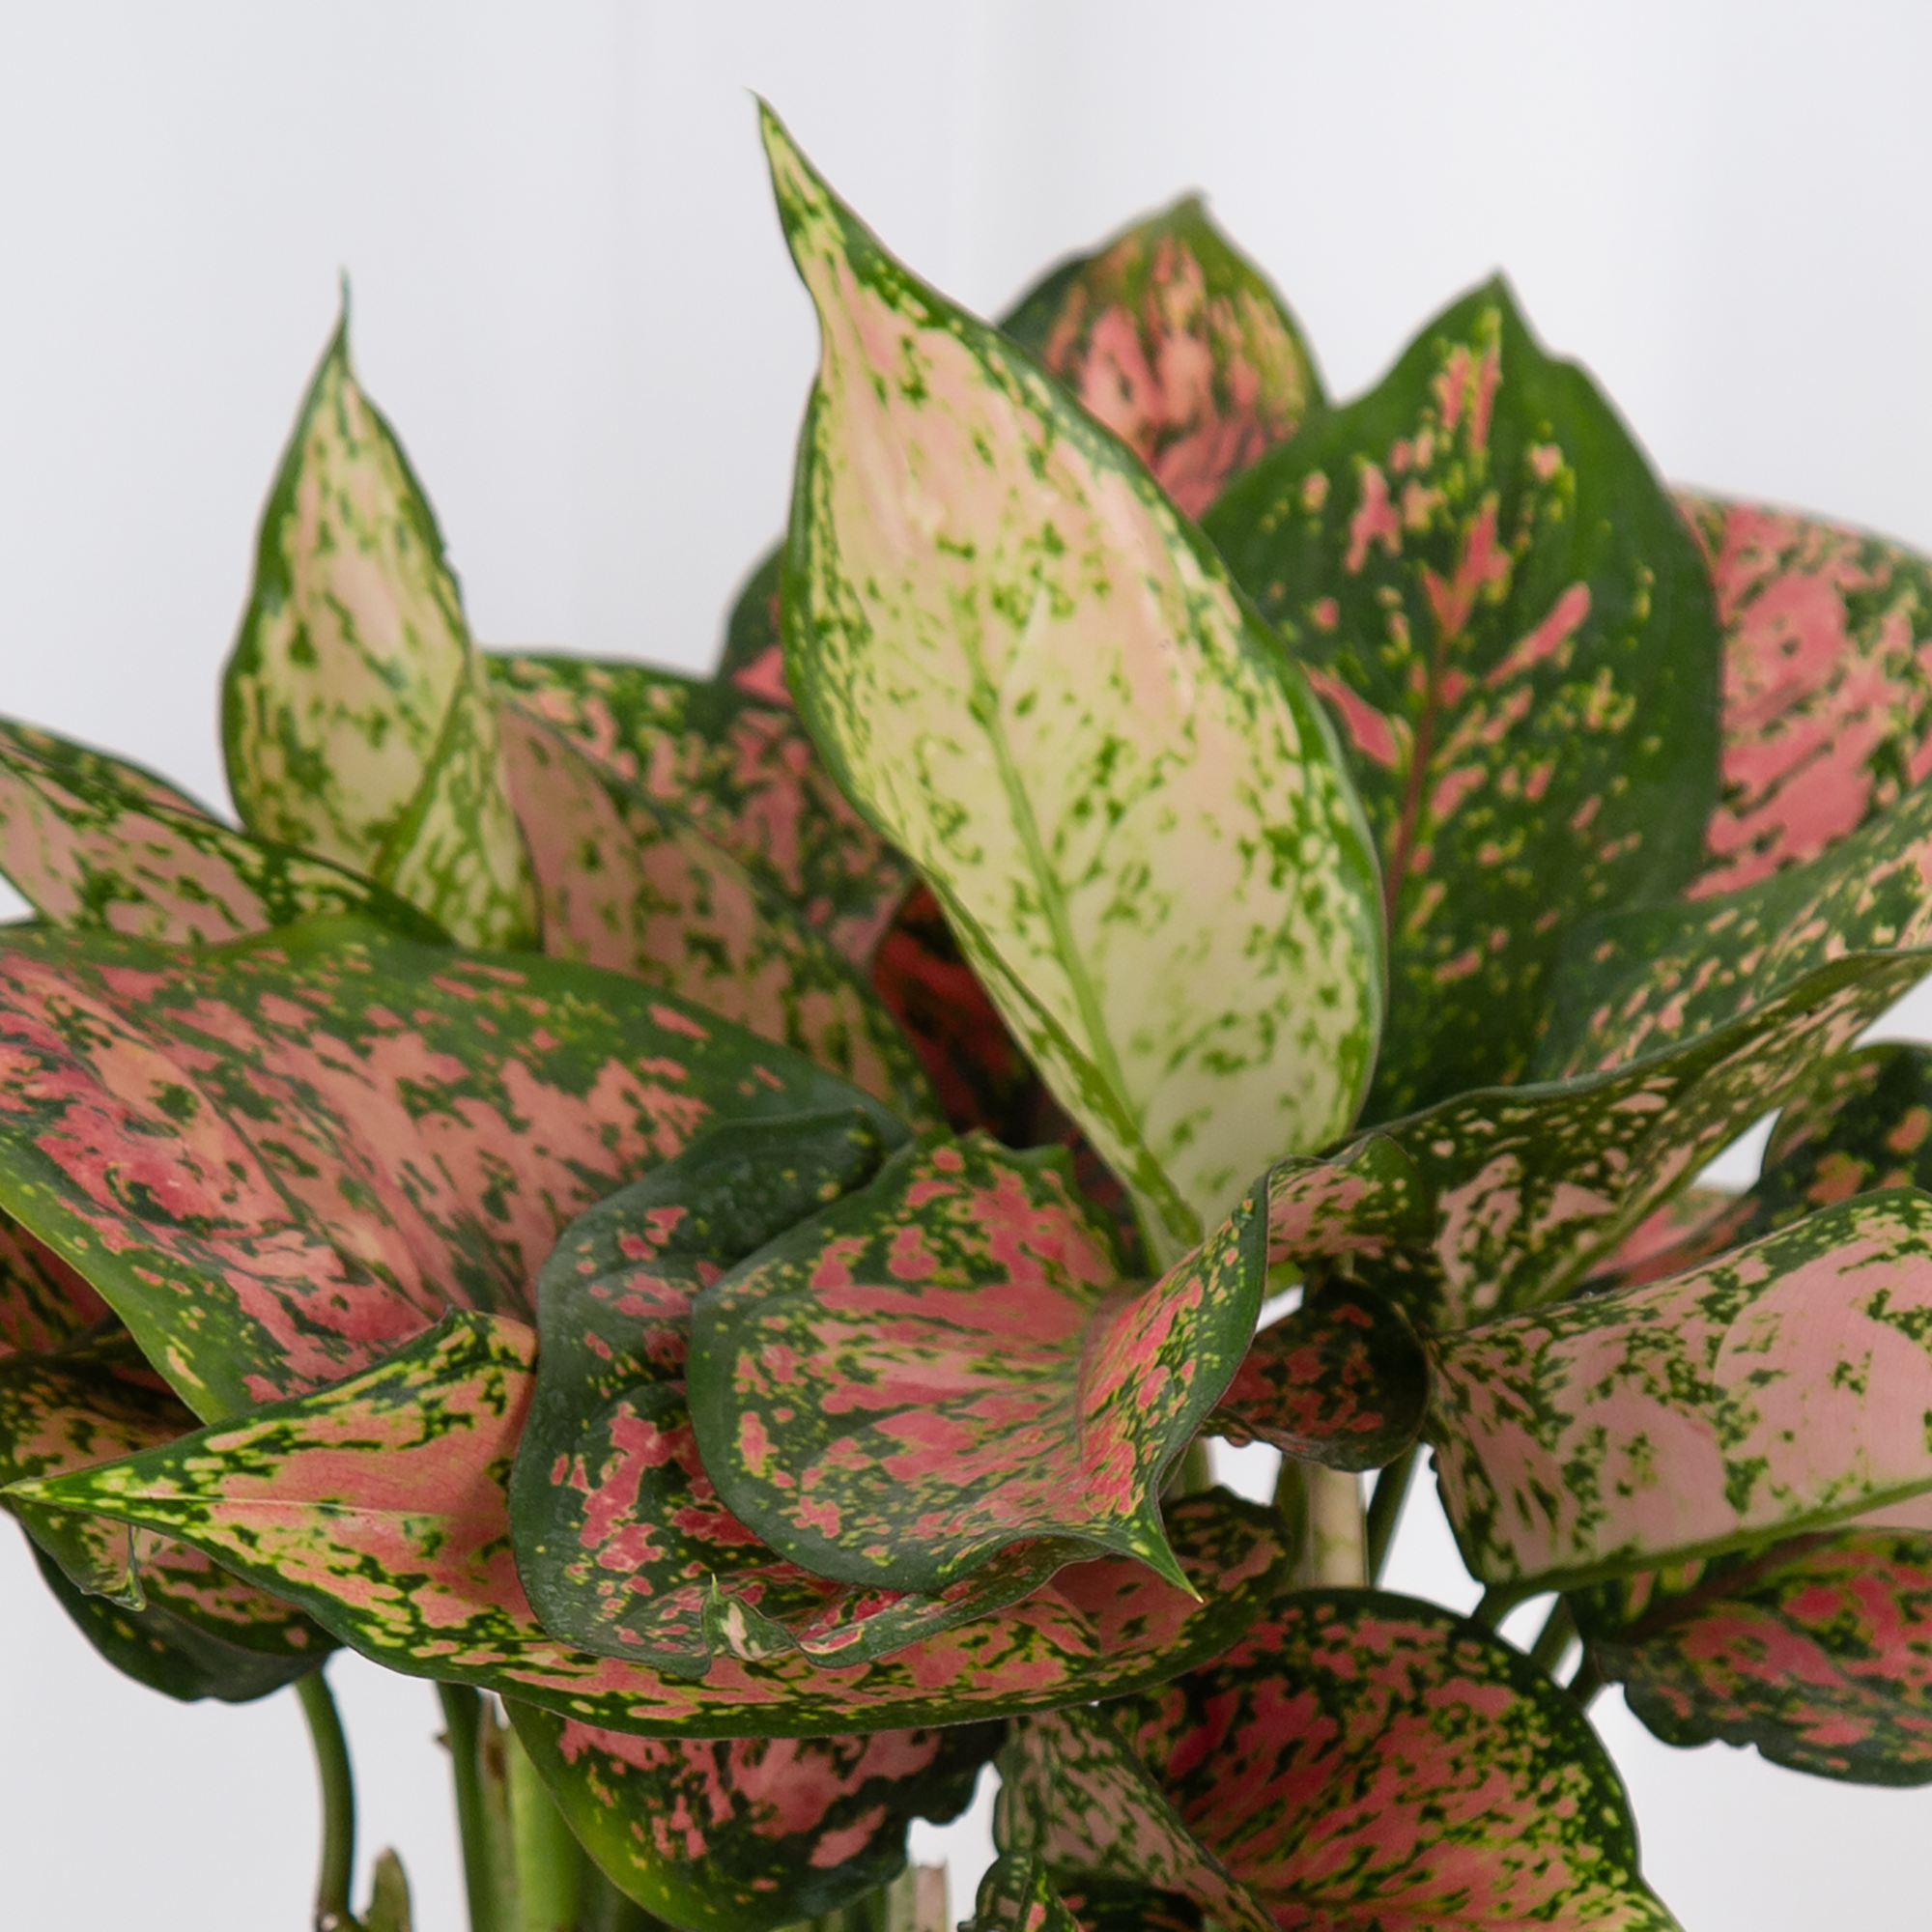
296, 1667, 360, 1932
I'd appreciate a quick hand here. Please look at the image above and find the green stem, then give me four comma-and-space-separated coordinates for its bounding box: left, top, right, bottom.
578, 1863, 658, 1932
506, 1718, 582, 1932
1472, 1584, 1519, 1629
1569, 1650, 1606, 1710
297, 1669, 359, 1932
1303, 1466, 1366, 1586
440, 1685, 509, 1932
1527, 1597, 1577, 1676
1363, 1446, 1416, 1584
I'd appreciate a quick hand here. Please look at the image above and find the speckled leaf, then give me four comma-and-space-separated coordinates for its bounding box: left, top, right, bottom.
0, 1208, 107, 1356
714, 548, 794, 706
1381, 945, 1932, 1325
224, 310, 470, 869
222, 313, 534, 947
0, 918, 896, 1419
487, 652, 913, 970
1679, 493, 1932, 898
10, 1317, 1290, 1733
766, 106, 1383, 1257
1205, 280, 1719, 1121
1541, 778, 1932, 1078
497, 702, 935, 1124
515, 1112, 1070, 1673
1001, 196, 1321, 520
689, 1132, 1266, 1594
1573, 1526, 1932, 1784
508, 1699, 997, 1931
1432, 1189, 1932, 1590
0, 1333, 329, 1699
1264, 1132, 1435, 1273
1592, 1041, 1932, 1290
1101, 1590, 1679, 1931
374, 647, 536, 948
1589, 1185, 1740, 1291
1209, 1281, 1428, 1471
0, 714, 449, 947
995, 1707, 1273, 1932
965, 1856, 1085, 1932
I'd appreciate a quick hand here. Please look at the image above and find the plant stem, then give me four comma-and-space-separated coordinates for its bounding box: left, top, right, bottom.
1569, 1650, 1606, 1710
1302, 1466, 1367, 1586
296, 1668, 359, 1932
1364, 1447, 1416, 1584
440, 1684, 510, 1932
506, 1717, 582, 1932
1472, 1584, 1518, 1628
1526, 1597, 1577, 1676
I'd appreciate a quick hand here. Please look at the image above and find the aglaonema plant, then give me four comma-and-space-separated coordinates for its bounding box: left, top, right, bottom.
7, 99, 1932, 1932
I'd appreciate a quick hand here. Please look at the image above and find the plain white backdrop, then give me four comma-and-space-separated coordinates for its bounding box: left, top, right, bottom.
5, 5, 1932, 1926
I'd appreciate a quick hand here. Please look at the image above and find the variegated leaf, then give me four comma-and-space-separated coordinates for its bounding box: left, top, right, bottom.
1209, 1281, 1428, 1471
497, 702, 936, 1125
714, 547, 794, 706
1592, 1041, 1932, 1290
1432, 1189, 1932, 1590
1679, 493, 1932, 899
1001, 195, 1321, 519
1573, 1526, 1932, 1784
9, 1312, 1291, 1734
0, 714, 449, 947
222, 311, 534, 946
1541, 777, 1932, 1078
487, 652, 913, 971
508, 1700, 997, 1931
0, 1333, 328, 1700
0, 1209, 107, 1357
1101, 1590, 1679, 1931
689, 1133, 1265, 1594
1589, 1184, 1740, 1291
996, 1707, 1272, 1932
766, 105, 1383, 1257
374, 647, 536, 948
514, 1112, 1067, 1673
965, 1856, 1086, 1932
1205, 279, 1719, 1121
0, 918, 896, 1419
1383, 945, 1931, 1324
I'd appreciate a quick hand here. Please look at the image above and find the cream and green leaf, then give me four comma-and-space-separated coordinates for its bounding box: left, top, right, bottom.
221, 308, 535, 947
764, 103, 1383, 1261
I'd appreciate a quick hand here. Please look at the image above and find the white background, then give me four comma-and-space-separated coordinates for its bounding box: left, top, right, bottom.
4, 5, 1932, 1926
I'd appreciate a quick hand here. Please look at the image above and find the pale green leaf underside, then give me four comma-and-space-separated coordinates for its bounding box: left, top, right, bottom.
763, 104, 1383, 1256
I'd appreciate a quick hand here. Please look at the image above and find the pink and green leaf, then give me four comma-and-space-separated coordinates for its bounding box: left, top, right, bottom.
487, 652, 913, 972
1383, 945, 1931, 1324
9, 1312, 1292, 1734
1678, 494, 1932, 900
1431, 1189, 1932, 1590
1101, 1590, 1679, 1931
1209, 1282, 1428, 1471
222, 311, 534, 946
513, 1112, 1069, 1673
0, 918, 897, 1419
712, 548, 794, 705
964, 1856, 1087, 1932
766, 105, 1383, 1256
1000, 195, 1322, 519
0, 1332, 329, 1699
1591, 1041, 1932, 1290
1572, 1525, 1932, 1785
1205, 280, 1720, 1121
0, 714, 449, 948
507, 1699, 998, 1931
688, 1133, 1266, 1594
0, 1209, 107, 1357
497, 702, 938, 1125
995, 1707, 1273, 1932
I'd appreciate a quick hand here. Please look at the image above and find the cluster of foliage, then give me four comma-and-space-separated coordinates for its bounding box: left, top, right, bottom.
8, 101, 1932, 1930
